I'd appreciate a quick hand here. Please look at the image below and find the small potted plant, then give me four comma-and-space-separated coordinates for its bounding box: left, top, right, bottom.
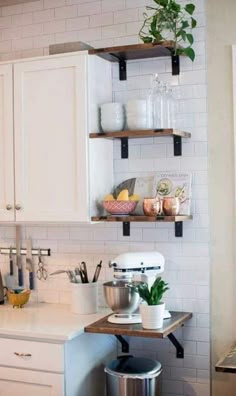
131, 277, 169, 329
139, 0, 197, 62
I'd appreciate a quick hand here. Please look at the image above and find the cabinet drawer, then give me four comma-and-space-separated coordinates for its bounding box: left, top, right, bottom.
0, 338, 64, 373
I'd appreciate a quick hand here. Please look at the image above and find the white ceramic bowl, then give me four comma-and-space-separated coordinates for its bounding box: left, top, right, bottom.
101, 103, 124, 113
101, 119, 124, 132
127, 118, 148, 130
127, 100, 147, 112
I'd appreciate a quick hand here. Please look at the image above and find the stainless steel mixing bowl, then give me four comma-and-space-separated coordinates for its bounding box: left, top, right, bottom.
103, 281, 142, 314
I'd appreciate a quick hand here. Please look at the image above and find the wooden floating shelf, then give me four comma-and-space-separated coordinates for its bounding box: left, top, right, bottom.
89, 41, 176, 62
89, 41, 181, 79
85, 312, 192, 339
89, 129, 191, 139
91, 215, 192, 238
89, 129, 191, 158
216, 344, 236, 373
91, 215, 192, 223
85, 311, 192, 359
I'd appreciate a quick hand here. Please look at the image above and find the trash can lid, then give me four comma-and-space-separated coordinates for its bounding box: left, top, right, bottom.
105, 357, 162, 378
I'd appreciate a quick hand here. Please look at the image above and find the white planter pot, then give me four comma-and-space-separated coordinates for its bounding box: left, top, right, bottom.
139, 302, 165, 329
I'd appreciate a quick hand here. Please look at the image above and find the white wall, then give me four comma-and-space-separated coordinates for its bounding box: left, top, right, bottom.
207, 1, 236, 395
0, 1, 209, 395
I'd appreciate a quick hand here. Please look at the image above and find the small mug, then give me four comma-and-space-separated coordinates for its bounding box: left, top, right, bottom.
143, 197, 161, 216
162, 197, 180, 216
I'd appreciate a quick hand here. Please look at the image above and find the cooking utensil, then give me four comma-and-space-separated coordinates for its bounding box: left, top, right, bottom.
80, 262, 89, 283
92, 261, 102, 282
16, 226, 23, 287
50, 270, 78, 283
26, 239, 34, 290
37, 250, 48, 280
103, 281, 142, 314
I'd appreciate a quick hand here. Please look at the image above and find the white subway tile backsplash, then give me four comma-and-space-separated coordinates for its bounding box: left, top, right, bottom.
33, 9, 54, 23
90, 12, 113, 28
44, 19, 65, 34
55, 5, 77, 19
102, 23, 126, 39
0, 1, 209, 394
66, 15, 89, 30
101, 0, 125, 12
44, 0, 66, 9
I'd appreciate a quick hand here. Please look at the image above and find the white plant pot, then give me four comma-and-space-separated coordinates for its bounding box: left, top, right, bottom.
139, 302, 165, 329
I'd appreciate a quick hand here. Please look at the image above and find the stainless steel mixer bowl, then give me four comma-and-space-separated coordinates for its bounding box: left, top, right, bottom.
103, 281, 142, 314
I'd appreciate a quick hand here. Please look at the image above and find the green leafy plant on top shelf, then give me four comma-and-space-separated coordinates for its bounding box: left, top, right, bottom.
131, 277, 169, 305
139, 0, 197, 61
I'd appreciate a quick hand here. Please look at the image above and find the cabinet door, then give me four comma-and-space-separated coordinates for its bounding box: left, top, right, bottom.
14, 55, 88, 222
0, 367, 64, 396
0, 64, 15, 221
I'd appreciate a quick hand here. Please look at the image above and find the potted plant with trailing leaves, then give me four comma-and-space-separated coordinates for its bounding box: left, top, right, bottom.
131, 277, 169, 329
139, 0, 197, 62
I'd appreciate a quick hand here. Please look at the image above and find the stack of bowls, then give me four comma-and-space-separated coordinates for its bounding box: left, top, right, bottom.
127, 100, 151, 130
101, 103, 125, 132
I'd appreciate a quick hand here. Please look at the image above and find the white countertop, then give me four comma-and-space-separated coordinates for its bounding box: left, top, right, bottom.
0, 303, 109, 342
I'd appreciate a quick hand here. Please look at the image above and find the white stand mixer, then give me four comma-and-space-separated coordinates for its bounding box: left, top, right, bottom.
104, 252, 171, 324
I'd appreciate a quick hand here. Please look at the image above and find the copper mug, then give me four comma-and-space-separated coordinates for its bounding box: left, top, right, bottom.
143, 197, 161, 216
162, 197, 180, 216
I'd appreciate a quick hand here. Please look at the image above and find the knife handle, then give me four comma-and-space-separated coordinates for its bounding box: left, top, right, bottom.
10, 258, 13, 276
18, 268, 23, 287
29, 272, 34, 290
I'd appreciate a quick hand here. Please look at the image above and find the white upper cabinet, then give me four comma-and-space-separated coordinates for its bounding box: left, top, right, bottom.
0, 52, 113, 223
0, 64, 15, 222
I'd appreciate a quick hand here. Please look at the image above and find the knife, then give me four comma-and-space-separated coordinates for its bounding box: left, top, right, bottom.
9, 246, 13, 276
92, 260, 102, 283
26, 239, 34, 290
80, 262, 89, 283
16, 226, 23, 287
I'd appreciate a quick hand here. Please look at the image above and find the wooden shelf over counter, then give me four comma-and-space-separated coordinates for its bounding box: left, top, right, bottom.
216, 344, 236, 373
89, 129, 191, 158
91, 215, 192, 238
91, 215, 192, 223
85, 311, 192, 339
89, 42, 181, 78
88, 41, 176, 62
89, 129, 191, 140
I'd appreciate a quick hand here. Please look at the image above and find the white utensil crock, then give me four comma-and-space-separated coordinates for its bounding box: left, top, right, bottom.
71, 282, 98, 315
139, 302, 165, 329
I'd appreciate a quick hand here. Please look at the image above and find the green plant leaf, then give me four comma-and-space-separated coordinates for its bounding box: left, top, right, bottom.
183, 46, 195, 61
186, 33, 194, 45
185, 3, 195, 15
154, 0, 168, 7
141, 36, 153, 43
191, 17, 197, 28
181, 20, 189, 29
181, 30, 187, 41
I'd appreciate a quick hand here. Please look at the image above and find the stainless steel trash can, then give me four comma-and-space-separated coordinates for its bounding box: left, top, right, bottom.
105, 356, 162, 396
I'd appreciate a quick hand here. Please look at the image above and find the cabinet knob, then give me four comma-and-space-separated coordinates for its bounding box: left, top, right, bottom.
6, 204, 12, 210
14, 352, 32, 357
15, 204, 22, 210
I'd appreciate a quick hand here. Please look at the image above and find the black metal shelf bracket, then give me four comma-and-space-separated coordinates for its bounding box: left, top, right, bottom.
175, 221, 183, 237
168, 333, 184, 358
119, 58, 127, 80
121, 137, 128, 158
115, 335, 130, 353
123, 222, 130, 237
171, 55, 180, 75
173, 135, 182, 156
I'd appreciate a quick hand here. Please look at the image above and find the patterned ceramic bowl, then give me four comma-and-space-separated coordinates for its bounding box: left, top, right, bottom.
103, 200, 138, 215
